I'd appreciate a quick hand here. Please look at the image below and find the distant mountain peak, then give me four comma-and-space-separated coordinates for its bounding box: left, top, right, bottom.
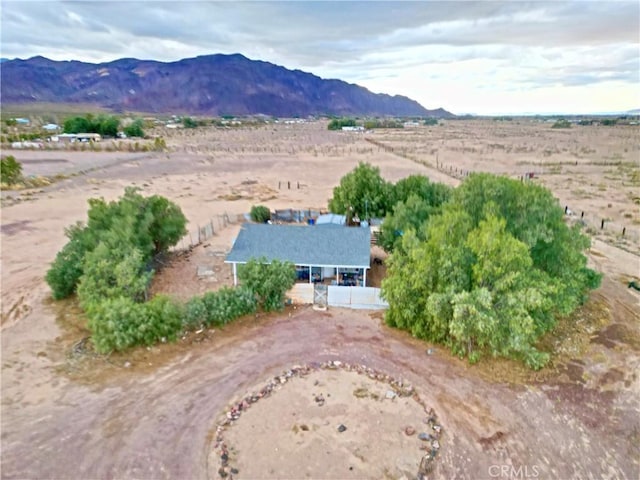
0, 54, 454, 118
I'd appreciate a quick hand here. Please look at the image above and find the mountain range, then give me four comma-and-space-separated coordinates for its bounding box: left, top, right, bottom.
0, 54, 452, 118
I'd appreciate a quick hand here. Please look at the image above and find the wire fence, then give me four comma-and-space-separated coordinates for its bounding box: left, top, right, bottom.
170, 212, 244, 251
365, 137, 639, 253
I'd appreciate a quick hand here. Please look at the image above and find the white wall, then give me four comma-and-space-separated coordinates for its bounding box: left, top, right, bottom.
287, 284, 388, 309
288, 283, 314, 304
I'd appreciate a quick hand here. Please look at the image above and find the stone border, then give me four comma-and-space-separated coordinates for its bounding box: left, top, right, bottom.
212, 360, 443, 479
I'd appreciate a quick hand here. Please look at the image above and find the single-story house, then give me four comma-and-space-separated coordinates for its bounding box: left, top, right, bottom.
225, 223, 371, 287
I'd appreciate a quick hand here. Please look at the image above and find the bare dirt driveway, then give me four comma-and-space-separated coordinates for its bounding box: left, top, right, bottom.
1, 121, 639, 479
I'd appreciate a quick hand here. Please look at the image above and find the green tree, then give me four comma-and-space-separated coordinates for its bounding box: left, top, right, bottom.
182, 117, 198, 129
382, 174, 600, 369
124, 119, 144, 137
96, 115, 120, 137
0, 155, 23, 184
379, 194, 434, 252
45, 188, 187, 300
45, 223, 96, 299
329, 162, 391, 220
239, 258, 296, 311
391, 174, 451, 207
327, 118, 356, 130
77, 241, 153, 311
63, 116, 92, 133
250, 205, 271, 223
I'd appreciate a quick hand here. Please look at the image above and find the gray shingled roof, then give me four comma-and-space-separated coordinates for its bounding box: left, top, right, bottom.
226, 223, 370, 267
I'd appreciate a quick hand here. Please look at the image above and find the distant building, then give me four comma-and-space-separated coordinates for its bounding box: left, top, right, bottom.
76, 133, 101, 142
15, 118, 30, 125
341, 126, 364, 132
42, 123, 60, 131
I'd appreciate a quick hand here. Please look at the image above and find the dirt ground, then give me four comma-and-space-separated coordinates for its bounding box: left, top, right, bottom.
1, 120, 639, 479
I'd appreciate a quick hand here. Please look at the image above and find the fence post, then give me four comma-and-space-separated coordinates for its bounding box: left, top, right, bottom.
564, 206, 568, 214
601, 219, 605, 229
288, 181, 290, 189
622, 227, 626, 236
278, 181, 281, 189
581, 211, 584, 218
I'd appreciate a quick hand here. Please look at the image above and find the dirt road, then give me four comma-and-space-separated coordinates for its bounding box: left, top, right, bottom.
2, 290, 638, 479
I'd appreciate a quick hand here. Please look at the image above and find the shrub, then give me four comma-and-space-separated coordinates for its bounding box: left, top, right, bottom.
1, 155, 23, 185
88, 295, 182, 353
250, 205, 271, 223
184, 296, 208, 328
46, 223, 95, 299
201, 286, 257, 326
239, 258, 296, 311
551, 119, 571, 129
46, 188, 187, 300
124, 119, 144, 138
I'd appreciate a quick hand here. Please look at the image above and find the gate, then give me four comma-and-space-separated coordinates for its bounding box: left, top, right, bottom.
313, 284, 328, 307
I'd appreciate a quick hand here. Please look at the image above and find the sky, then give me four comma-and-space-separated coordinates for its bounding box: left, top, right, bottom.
1, 1, 639, 115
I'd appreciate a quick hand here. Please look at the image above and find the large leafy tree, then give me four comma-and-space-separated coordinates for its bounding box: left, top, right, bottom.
391, 174, 451, 207
46, 187, 187, 300
328, 162, 391, 220
380, 177, 452, 252
382, 174, 601, 369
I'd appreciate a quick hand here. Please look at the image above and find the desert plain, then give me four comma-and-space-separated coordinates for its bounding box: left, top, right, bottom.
1, 119, 639, 479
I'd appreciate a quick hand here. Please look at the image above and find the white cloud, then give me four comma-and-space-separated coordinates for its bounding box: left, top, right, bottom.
1, 1, 638, 114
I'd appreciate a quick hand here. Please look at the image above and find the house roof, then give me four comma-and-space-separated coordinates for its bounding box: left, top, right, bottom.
226, 223, 370, 267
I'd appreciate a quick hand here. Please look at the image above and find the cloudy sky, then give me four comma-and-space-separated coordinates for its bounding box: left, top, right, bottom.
2, 1, 638, 115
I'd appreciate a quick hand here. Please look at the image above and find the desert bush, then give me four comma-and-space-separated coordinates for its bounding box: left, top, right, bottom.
88, 295, 182, 353
153, 137, 167, 151
184, 296, 208, 328
201, 286, 257, 325
1, 155, 23, 184
250, 205, 271, 223
551, 119, 571, 129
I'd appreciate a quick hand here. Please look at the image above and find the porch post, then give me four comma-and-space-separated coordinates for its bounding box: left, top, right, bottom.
233, 263, 238, 286
309, 265, 312, 284
336, 267, 340, 285
362, 268, 367, 287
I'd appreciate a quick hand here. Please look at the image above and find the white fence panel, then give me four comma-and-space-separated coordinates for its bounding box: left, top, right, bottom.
328, 286, 352, 307
289, 285, 388, 309
350, 287, 388, 309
